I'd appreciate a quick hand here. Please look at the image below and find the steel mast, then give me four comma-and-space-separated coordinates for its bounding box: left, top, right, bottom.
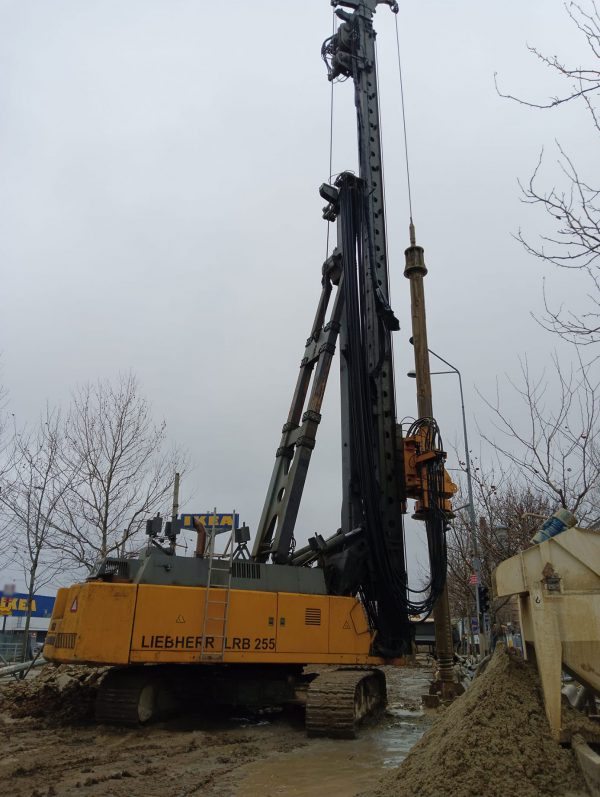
324, 0, 411, 652
252, 0, 456, 664
326, 0, 457, 673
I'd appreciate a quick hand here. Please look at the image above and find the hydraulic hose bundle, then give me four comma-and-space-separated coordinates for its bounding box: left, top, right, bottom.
339, 176, 448, 649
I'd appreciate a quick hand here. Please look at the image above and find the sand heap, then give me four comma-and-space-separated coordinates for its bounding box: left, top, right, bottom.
0, 664, 108, 725
371, 649, 593, 797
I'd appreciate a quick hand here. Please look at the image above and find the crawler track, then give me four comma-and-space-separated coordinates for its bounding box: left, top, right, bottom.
305, 667, 386, 738
95, 665, 387, 736
96, 667, 160, 725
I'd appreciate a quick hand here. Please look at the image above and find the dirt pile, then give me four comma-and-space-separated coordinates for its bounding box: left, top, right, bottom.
370, 649, 591, 797
0, 664, 108, 725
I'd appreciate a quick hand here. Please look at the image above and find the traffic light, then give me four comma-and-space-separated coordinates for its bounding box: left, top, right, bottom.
478, 585, 490, 614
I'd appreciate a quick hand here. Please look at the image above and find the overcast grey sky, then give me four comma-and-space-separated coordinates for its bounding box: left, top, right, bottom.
0, 1, 594, 590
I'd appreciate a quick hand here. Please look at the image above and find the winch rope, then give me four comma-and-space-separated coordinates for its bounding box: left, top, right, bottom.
394, 14, 414, 223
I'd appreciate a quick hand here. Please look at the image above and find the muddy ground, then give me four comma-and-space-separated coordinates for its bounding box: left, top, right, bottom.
0, 663, 433, 797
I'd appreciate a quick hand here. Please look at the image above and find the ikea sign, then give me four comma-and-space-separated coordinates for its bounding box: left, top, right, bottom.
181, 513, 239, 533
0, 591, 55, 617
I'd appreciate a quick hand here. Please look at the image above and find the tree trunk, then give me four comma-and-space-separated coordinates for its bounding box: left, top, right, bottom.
21, 567, 36, 667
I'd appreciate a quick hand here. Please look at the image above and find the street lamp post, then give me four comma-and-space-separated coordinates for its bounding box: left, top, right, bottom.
408, 347, 486, 656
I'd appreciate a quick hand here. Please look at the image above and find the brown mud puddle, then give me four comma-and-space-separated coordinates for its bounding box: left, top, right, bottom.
229, 666, 433, 797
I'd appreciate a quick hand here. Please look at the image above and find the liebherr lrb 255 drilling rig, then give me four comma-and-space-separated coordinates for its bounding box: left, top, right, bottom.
44, 0, 458, 735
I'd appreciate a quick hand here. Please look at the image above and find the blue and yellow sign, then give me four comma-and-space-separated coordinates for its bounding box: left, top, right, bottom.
0, 592, 55, 617
181, 513, 239, 533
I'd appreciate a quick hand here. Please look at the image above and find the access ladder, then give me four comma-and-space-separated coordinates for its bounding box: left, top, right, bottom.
200, 526, 234, 661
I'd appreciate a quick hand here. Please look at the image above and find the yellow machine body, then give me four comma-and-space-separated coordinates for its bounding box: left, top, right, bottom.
494, 526, 600, 741
44, 581, 386, 667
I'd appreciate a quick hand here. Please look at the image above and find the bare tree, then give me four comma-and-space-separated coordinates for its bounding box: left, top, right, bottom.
497, 2, 600, 345
0, 367, 12, 480
0, 376, 13, 568
479, 350, 600, 528
447, 460, 553, 621
58, 373, 185, 571
0, 408, 70, 660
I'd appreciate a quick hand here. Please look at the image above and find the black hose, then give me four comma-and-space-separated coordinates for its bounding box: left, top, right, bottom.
340, 179, 449, 633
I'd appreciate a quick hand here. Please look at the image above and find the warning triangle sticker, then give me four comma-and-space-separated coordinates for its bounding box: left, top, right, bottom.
176, 614, 186, 624
343, 620, 351, 630
70, 598, 78, 613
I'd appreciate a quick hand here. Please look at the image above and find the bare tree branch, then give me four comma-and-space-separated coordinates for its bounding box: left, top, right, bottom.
478, 350, 600, 527
0, 407, 72, 660
447, 459, 554, 624
56, 373, 187, 571
498, 2, 600, 344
